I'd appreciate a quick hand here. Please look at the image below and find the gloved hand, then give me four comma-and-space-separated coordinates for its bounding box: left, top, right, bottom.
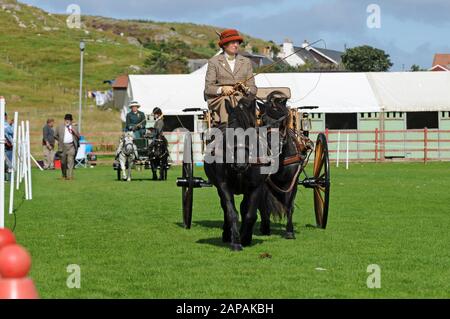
222, 86, 235, 96
235, 82, 250, 95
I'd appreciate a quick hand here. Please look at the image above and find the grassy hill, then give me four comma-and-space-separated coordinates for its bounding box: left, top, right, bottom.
0, 0, 272, 153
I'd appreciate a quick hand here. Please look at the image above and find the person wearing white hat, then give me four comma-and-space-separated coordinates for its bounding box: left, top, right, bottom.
125, 101, 146, 138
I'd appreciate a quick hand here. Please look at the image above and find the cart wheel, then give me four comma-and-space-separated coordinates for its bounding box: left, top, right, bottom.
313, 133, 330, 229
182, 133, 194, 229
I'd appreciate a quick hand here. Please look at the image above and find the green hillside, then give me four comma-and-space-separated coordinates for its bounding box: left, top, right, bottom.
0, 0, 272, 151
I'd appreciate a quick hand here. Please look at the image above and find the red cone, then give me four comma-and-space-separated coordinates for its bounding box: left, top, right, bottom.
0, 228, 16, 250
0, 244, 38, 299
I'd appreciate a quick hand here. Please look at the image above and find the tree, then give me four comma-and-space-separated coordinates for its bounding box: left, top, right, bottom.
143, 40, 193, 74
342, 45, 393, 72
144, 50, 189, 74
410, 64, 426, 72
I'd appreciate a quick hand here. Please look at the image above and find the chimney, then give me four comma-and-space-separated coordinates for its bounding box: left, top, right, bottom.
301, 40, 310, 49
245, 43, 253, 54
281, 39, 294, 58
262, 46, 272, 58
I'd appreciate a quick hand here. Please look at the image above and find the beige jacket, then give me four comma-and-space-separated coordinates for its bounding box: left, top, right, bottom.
54, 124, 80, 152
204, 53, 257, 101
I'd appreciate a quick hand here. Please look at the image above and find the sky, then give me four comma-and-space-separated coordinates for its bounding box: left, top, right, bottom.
21, 0, 450, 71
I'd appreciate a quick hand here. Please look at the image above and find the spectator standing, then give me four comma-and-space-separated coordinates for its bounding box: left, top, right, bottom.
54, 114, 80, 180
42, 119, 56, 170
4, 113, 14, 182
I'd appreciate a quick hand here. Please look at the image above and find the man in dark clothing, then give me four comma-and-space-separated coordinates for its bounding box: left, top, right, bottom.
54, 114, 80, 180
125, 101, 146, 138
151, 107, 164, 138
42, 118, 56, 170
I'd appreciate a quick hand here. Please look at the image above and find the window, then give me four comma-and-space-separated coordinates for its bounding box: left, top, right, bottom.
325, 113, 358, 130
163, 115, 195, 132
406, 112, 438, 129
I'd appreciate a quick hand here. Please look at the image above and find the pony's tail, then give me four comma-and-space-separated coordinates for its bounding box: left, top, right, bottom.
261, 183, 287, 221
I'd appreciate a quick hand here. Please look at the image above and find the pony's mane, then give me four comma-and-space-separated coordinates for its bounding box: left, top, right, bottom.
227, 97, 256, 130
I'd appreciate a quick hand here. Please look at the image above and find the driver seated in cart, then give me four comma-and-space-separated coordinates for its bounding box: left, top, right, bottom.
125, 101, 147, 139
204, 29, 257, 130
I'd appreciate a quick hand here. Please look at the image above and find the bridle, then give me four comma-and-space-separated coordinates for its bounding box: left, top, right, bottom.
122, 136, 134, 156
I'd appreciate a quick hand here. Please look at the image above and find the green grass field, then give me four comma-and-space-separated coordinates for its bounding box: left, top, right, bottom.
4, 162, 450, 298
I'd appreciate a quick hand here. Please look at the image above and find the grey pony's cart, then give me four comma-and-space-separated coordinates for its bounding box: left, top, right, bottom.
113, 137, 169, 180
176, 87, 330, 230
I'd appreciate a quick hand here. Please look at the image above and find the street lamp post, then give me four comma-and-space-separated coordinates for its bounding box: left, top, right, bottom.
78, 41, 85, 134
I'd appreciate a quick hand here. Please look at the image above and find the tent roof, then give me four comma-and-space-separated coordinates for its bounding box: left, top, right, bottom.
124, 71, 450, 118
126, 72, 379, 116
254, 72, 379, 113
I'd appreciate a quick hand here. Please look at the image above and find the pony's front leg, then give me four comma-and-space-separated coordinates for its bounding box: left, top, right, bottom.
217, 184, 242, 251
240, 187, 261, 246
285, 187, 298, 239
119, 155, 127, 181
151, 162, 158, 180
259, 205, 271, 236
127, 158, 132, 182
159, 163, 164, 180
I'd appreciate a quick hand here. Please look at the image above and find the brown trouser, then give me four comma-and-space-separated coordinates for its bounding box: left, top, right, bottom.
61, 143, 76, 178
207, 94, 243, 126
43, 145, 56, 169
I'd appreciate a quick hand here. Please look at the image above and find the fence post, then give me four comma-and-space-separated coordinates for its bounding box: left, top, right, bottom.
424, 127, 428, 164
346, 134, 350, 170
375, 128, 379, 162
336, 131, 341, 168
437, 129, 441, 160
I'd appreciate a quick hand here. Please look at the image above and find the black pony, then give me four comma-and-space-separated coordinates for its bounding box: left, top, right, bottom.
204, 96, 283, 251
258, 92, 308, 239
148, 137, 169, 181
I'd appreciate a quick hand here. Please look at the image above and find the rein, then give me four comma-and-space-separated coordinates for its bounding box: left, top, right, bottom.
267, 164, 302, 194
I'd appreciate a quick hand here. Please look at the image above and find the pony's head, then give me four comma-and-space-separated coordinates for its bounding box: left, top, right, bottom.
225, 96, 257, 130
122, 132, 135, 156
149, 139, 167, 159
261, 91, 290, 129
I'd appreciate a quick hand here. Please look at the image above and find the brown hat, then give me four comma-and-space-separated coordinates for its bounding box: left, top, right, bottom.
218, 29, 244, 48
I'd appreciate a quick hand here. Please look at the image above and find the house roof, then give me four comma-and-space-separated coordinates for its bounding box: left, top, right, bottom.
432, 54, 450, 70
291, 46, 343, 65
430, 65, 449, 72
312, 47, 343, 64
112, 75, 129, 89
293, 47, 320, 64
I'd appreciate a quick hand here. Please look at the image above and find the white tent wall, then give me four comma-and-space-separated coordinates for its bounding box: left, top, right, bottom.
125, 72, 382, 118
367, 72, 450, 112
254, 73, 379, 113
125, 74, 207, 117
126, 72, 450, 117
123, 71, 450, 163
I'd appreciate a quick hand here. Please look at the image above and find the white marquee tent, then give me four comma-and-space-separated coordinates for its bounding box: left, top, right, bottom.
367, 72, 450, 112
122, 71, 450, 121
